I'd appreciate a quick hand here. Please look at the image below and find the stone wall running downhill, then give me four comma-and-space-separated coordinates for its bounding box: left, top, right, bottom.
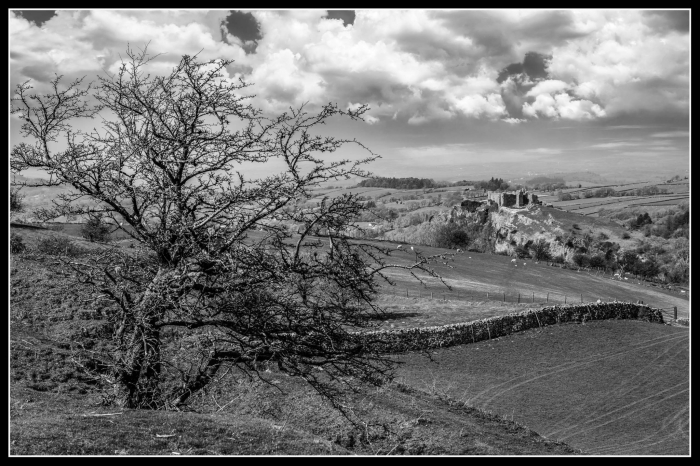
358, 302, 664, 354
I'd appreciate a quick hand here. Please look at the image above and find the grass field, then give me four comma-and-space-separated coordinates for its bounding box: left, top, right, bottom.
395, 320, 689, 455
11, 224, 689, 319
550, 194, 689, 216
366, 243, 689, 318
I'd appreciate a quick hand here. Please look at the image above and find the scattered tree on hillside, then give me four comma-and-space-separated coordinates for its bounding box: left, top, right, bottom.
10, 48, 452, 412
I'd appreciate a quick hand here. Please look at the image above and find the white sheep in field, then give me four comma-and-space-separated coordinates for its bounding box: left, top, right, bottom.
511, 259, 517, 263
624, 277, 628, 280
456, 248, 462, 253
397, 244, 403, 249
523, 263, 526, 266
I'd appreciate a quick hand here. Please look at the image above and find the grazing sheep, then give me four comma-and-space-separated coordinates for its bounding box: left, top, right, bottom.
511, 259, 517, 263
397, 244, 403, 249
469, 256, 472, 259
681, 290, 685, 293
523, 263, 526, 266
411, 246, 414, 251
456, 248, 462, 253
624, 277, 628, 280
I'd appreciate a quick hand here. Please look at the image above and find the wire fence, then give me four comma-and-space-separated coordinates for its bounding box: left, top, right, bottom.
382, 285, 688, 321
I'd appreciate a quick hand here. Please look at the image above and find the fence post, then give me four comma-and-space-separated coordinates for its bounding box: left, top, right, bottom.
547, 292, 549, 303
406, 288, 408, 298
674, 306, 677, 320
503, 292, 505, 302
532, 292, 534, 303
518, 293, 520, 303
581, 293, 583, 303
431, 291, 433, 299
565, 295, 567, 304
487, 292, 489, 299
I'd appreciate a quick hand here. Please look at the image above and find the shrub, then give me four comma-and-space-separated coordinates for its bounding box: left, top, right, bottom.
529, 239, 551, 261
572, 253, 590, 267
36, 236, 84, 256
621, 232, 631, 239
81, 215, 111, 242
588, 255, 606, 268
10, 232, 26, 254
514, 243, 530, 259
434, 223, 469, 249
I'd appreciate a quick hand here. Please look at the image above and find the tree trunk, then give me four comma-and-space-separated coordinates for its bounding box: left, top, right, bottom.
113, 267, 173, 409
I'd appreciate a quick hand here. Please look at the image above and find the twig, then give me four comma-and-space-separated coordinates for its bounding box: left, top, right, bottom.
83, 412, 123, 417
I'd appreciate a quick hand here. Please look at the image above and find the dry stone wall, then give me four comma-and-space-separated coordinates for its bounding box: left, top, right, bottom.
359, 302, 664, 354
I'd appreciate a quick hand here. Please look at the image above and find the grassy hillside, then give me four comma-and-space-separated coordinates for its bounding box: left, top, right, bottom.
396, 320, 689, 455
10, 245, 580, 455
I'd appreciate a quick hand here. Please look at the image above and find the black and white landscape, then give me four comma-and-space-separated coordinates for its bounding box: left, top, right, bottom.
10, 9, 689, 456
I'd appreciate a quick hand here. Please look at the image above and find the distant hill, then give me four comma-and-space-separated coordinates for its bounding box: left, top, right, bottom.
525, 176, 566, 186
547, 171, 609, 184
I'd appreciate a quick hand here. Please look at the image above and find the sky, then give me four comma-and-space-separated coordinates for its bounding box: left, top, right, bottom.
9, 9, 690, 183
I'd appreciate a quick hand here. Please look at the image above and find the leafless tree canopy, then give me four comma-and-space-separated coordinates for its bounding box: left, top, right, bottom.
11, 47, 452, 411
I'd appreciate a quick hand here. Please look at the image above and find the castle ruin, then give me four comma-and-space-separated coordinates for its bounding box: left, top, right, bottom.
486, 189, 539, 208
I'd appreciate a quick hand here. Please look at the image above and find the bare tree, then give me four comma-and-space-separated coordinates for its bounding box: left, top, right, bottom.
11, 47, 451, 410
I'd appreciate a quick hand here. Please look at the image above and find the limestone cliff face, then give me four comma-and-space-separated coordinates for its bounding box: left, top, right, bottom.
435, 203, 575, 260
487, 205, 574, 260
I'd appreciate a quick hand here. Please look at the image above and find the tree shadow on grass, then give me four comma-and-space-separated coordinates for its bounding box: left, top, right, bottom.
370, 311, 422, 321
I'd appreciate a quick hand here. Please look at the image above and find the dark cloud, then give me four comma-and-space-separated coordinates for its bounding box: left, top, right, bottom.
497, 51, 551, 83
21, 64, 54, 82
516, 10, 590, 43
325, 10, 355, 26
223, 10, 262, 53
14, 10, 56, 27
318, 69, 413, 105
643, 10, 689, 33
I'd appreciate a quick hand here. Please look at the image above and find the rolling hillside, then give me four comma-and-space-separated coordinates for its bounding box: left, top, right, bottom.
396, 319, 689, 455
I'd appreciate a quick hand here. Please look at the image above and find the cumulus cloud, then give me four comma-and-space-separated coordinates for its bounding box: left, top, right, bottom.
9, 9, 689, 127
547, 10, 689, 118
